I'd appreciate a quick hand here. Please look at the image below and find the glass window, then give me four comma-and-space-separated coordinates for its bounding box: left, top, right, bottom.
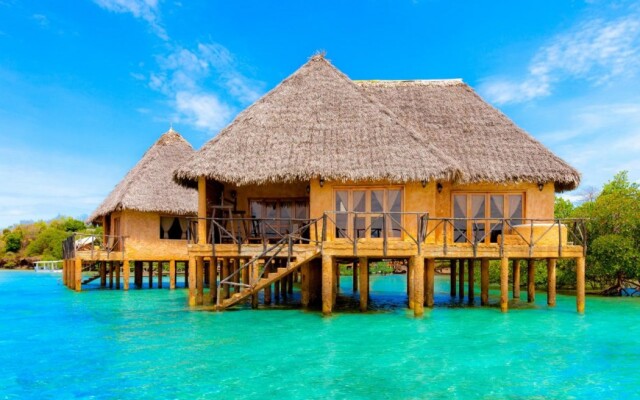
160, 217, 188, 240
471, 195, 486, 243
388, 190, 402, 238
489, 195, 504, 243
335, 191, 349, 238
353, 191, 366, 239
509, 195, 523, 226
453, 195, 467, 243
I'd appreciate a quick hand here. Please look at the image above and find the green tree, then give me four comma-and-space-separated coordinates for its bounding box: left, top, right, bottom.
554, 196, 574, 219
5, 232, 22, 253
25, 228, 69, 260
588, 234, 640, 295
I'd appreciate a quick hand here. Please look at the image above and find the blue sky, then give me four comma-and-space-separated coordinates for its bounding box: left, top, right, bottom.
0, 0, 638, 228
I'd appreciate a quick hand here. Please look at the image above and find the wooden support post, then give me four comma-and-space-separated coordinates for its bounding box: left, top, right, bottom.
412, 256, 424, 317
196, 256, 204, 305
408, 259, 415, 309
280, 273, 287, 299
352, 262, 358, 292
100, 262, 106, 287
425, 258, 435, 308
123, 260, 129, 291
576, 257, 585, 313
169, 260, 176, 290
234, 258, 241, 293
158, 262, 163, 289
450, 259, 456, 297
512, 259, 521, 299
188, 257, 196, 306
250, 262, 259, 308
288, 273, 293, 295
480, 258, 489, 306
265, 261, 273, 305
184, 261, 189, 288
148, 262, 153, 289
74, 258, 82, 292
108, 262, 114, 288
527, 259, 535, 304
209, 258, 217, 304
458, 258, 465, 300
221, 258, 229, 299
115, 261, 121, 290
197, 176, 207, 245
547, 258, 557, 307
467, 259, 475, 305
500, 256, 509, 312
204, 262, 209, 287
322, 254, 334, 315
359, 257, 368, 312
301, 262, 310, 307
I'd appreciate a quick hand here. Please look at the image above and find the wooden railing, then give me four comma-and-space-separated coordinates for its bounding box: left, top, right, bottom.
62, 233, 126, 259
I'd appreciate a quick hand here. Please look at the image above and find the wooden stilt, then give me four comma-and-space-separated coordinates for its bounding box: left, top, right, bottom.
500, 256, 509, 312
450, 259, 456, 297
169, 260, 176, 290
280, 272, 287, 299
408, 259, 415, 309
352, 262, 358, 292
412, 256, 424, 317
109, 262, 114, 289
148, 262, 153, 289
158, 262, 163, 289
322, 254, 334, 315
221, 258, 229, 299
265, 261, 273, 304
332, 259, 338, 305
547, 258, 557, 307
74, 258, 82, 292
100, 262, 106, 287
251, 261, 259, 308
204, 262, 210, 287
115, 261, 121, 290
480, 258, 489, 306
209, 258, 217, 304
512, 259, 521, 299
288, 273, 293, 295
527, 259, 535, 303
458, 258, 464, 300
196, 256, 204, 305
359, 257, 368, 312
576, 257, 585, 313
425, 258, 435, 308
188, 257, 196, 306
467, 259, 475, 304
234, 258, 241, 293
123, 260, 129, 290
134, 261, 142, 288
184, 261, 189, 288
301, 262, 310, 307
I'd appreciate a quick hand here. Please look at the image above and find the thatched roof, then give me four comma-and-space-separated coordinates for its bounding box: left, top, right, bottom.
356, 80, 581, 191
89, 129, 198, 223
175, 55, 461, 186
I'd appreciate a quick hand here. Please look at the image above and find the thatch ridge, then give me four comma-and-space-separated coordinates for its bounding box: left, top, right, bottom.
357, 80, 581, 191
89, 129, 198, 223
175, 55, 462, 186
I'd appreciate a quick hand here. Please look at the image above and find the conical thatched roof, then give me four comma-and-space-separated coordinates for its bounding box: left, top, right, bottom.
175, 55, 461, 186
356, 80, 581, 191
89, 129, 198, 223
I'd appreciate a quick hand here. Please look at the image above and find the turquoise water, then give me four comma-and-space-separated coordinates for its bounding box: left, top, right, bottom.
1, 271, 639, 399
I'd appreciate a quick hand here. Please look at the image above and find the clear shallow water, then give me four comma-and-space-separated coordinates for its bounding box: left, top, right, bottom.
1, 271, 639, 399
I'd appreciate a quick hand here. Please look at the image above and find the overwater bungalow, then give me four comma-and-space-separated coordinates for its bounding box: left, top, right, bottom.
62, 129, 197, 291
173, 55, 586, 315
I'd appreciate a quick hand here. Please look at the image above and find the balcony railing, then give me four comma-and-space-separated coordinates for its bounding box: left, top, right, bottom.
62, 233, 126, 259
186, 212, 587, 258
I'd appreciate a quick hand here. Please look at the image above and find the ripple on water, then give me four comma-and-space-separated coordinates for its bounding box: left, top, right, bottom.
1, 271, 639, 399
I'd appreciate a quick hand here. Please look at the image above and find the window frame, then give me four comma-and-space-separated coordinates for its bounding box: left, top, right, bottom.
451, 192, 525, 244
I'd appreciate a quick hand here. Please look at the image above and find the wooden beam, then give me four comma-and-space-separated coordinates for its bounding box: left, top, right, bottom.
209, 257, 217, 304
188, 257, 196, 306
158, 262, 163, 289
500, 256, 509, 312
412, 256, 424, 317
148, 262, 153, 289
115, 261, 121, 290
467, 258, 474, 305
74, 258, 82, 292
458, 258, 464, 300
480, 258, 489, 306
576, 257, 585, 313
359, 257, 368, 312
322, 254, 334, 315
196, 256, 204, 305
169, 260, 176, 290
450, 259, 456, 297
197, 176, 207, 245
527, 259, 535, 303
425, 258, 435, 308
512, 259, 521, 299
547, 258, 557, 307
123, 260, 130, 291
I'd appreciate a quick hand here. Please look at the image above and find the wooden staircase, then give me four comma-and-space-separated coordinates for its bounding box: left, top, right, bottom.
216, 250, 319, 310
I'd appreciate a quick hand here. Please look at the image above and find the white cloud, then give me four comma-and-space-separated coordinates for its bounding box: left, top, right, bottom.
149, 43, 264, 134
175, 91, 233, 131
480, 10, 640, 105
93, 0, 168, 40
31, 14, 49, 28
